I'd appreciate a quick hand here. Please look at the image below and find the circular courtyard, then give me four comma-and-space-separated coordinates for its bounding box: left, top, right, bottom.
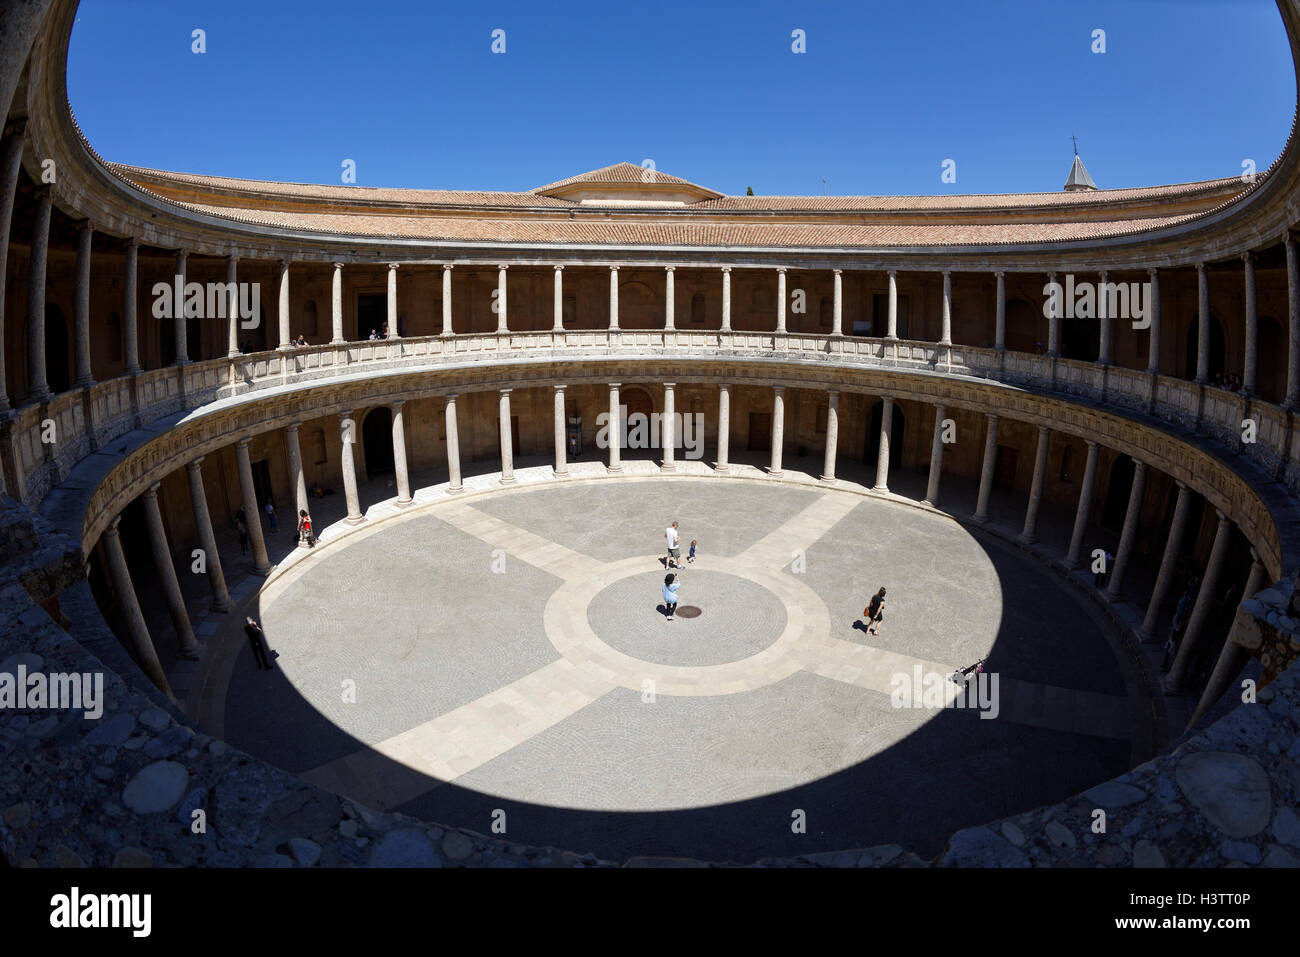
207, 477, 1150, 863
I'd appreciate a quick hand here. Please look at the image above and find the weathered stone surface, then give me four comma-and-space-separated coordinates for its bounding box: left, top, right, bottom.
112, 847, 154, 868
1176, 752, 1272, 838
1044, 821, 1077, 848
82, 712, 135, 747
999, 821, 1025, 846
1084, 781, 1147, 808
122, 761, 189, 814
441, 831, 474, 862
3, 803, 31, 827
1272, 807, 1300, 847
138, 708, 170, 732
940, 826, 1029, 868
289, 838, 321, 867
372, 827, 439, 867
1132, 839, 1166, 868
1220, 840, 1261, 864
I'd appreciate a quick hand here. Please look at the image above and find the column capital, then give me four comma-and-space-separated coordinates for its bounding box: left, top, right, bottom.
663, 265, 674, 272
276, 258, 288, 270
1196, 261, 1208, 272
720, 266, 731, 273
1175, 479, 1187, 491
1037, 424, 1050, 436
498, 264, 510, 271
663, 382, 676, 389
994, 270, 1005, 279
772, 385, 785, 395
2, 118, 28, 139
284, 421, 300, 435
775, 267, 786, 274
186, 456, 205, 471
609, 381, 621, 389
390, 399, 406, 411
78, 219, 95, 234
554, 264, 564, 271
443, 262, 454, 271
339, 410, 355, 421
833, 268, 842, 275
718, 382, 730, 390
1147, 266, 1159, 277
34, 183, 52, 201
1214, 509, 1231, 526
888, 268, 897, 277
107, 514, 123, 533
1085, 439, 1098, 449
553, 383, 566, 392
332, 261, 345, 270
827, 388, 839, 400
144, 481, 162, 497
1047, 270, 1057, 280
1132, 459, 1148, 475
941, 268, 951, 277
388, 262, 400, 271
1250, 546, 1261, 563
174, 248, 188, 263
987, 412, 999, 423
445, 392, 459, 402
126, 236, 141, 250
1098, 268, 1108, 279
1241, 250, 1255, 264
236, 438, 252, 450
499, 387, 513, 396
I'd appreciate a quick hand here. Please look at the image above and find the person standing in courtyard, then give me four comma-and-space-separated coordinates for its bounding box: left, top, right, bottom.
688, 539, 698, 564
234, 512, 248, 555
864, 587, 886, 636
663, 572, 681, 621
244, 616, 273, 671
297, 509, 315, 548
265, 501, 277, 534
665, 520, 681, 569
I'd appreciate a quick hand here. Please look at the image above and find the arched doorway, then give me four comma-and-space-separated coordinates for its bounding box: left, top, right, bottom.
1005, 298, 1040, 353
1258, 316, 1284, 402
45, 304, 70, 393
361, 407, 394, 478
1101, 455, 1135, 533
864, 400, 905, 470
1184, 316, 1226, 382
618, 280, 659, 329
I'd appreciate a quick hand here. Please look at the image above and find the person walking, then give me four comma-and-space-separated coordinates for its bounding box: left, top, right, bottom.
663, 572, 681, 621
687, 539, 698, 564
864, 587, 886, 636
265, 501, 277, 534
234, 513, 249, 555
297, 509, 315, 548
244, 617, 273, 671
665, 520, 682, 569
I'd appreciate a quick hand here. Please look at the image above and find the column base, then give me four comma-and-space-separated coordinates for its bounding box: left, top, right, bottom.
344, 515, 366, 526
330, 339, 347, 346
606, 465, 623, 474
768, 469, 784, 478
554, 467, 569, 478
661, 462, 677, 473
1020, 534, 1037, 546
872, 484, 889, 493
819, 474, 836, 484
396, 497, 414, 508
714, 464, 729, 473
177, 650, 201, 662
1162, 677, 1186, 696
499, 476, 517, 486
440, 330, 455, 338
971, 513, 988, 524
75, 377, 96, 389
448, 483, 463, 493
253, 563, 272, 576
211, 599, 231, 614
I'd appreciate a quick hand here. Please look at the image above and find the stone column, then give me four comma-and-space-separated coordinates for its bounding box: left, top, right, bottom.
186, 457, 230, 611
553, 265, 564, 332
973, 413, 999, 522
662, 382, 676, 472
141, 483, 199, 659
103, 518, 171, 693
606, 384, 623, 472
445, 395, 462, 491
886, 270, 899, 340
832, 269, 843, 335
1196, 262, 1210, 384
498, 389, 516, 484
231, 257, 246, 356
940, 271, 953, 345
283, 424, 310, 541
607, 265, 617, 331
1188, 552, 1269, 727
821, 390, 839, 482
26, 186, 52, 399
776, 268, 786, 334
497, 264, 509, 334
123, 239, 141, 375
1097, 270, 1111, 366
236, 439, 271, 573
1105, 460, 1147, 600
1146, 267, 1161, 374
1020, 426, 1050, 544
1065, 441, 1101, 569
0, 124, 24, 409
173, 250, 189, 364
1045, 272, 1060, 357
721, 267, 732, 332
338, 413, 363, 523
994, 271, 1006, 351
769, 386, 785, 475
73, 220, 95, 387
923, 403, 947, 506
392, 400, 412, 505
664, 267, 675, 331
1243, 252, 1258, 394
331, 263, 345, 343
441, 264, 454, 336
716, 383, 730, 472
1139, 482, 1193, 639
874, 397, 894, 491
387, 263, 400, 339
553, 385, 568, 476
274, 259, 290, 349
1165, 512, 1233, 694
1288, 236, 1300, 407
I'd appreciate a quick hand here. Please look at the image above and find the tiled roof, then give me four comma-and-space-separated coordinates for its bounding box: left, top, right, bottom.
532, 162, 710, 193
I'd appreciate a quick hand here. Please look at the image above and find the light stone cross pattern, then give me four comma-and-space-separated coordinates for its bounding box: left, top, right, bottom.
299, 491, 1134, 811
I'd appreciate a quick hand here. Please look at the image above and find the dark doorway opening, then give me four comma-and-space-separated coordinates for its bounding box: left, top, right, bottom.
864, 400, 905, 470
358, 293, 386, 340
45, 304, 70, 393
251, 459, 274, 510
186, 315, 202, 362
1101, 455, 1135, 533
993, 446, 1018, 494
748, 412, 772, 452
1005, 299, 1039, 353
363, 407, 394, 478
1258, 317, 1284, 403
1061, 316, 1097, 362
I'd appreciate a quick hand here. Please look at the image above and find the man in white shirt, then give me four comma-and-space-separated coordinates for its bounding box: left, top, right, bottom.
665, 521, 681, 568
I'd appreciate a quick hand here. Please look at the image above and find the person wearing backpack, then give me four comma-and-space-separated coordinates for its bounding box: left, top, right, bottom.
297, 509, 315, 548
864, 587, 886, 636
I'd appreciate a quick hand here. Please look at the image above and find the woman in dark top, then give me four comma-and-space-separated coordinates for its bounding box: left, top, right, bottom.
865, 587, 886, 636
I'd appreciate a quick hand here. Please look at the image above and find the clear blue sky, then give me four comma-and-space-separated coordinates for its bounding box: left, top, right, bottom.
67, 0, 1295, 197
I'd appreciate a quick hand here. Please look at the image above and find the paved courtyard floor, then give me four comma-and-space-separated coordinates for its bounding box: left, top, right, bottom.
199, 474, 1154, 863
